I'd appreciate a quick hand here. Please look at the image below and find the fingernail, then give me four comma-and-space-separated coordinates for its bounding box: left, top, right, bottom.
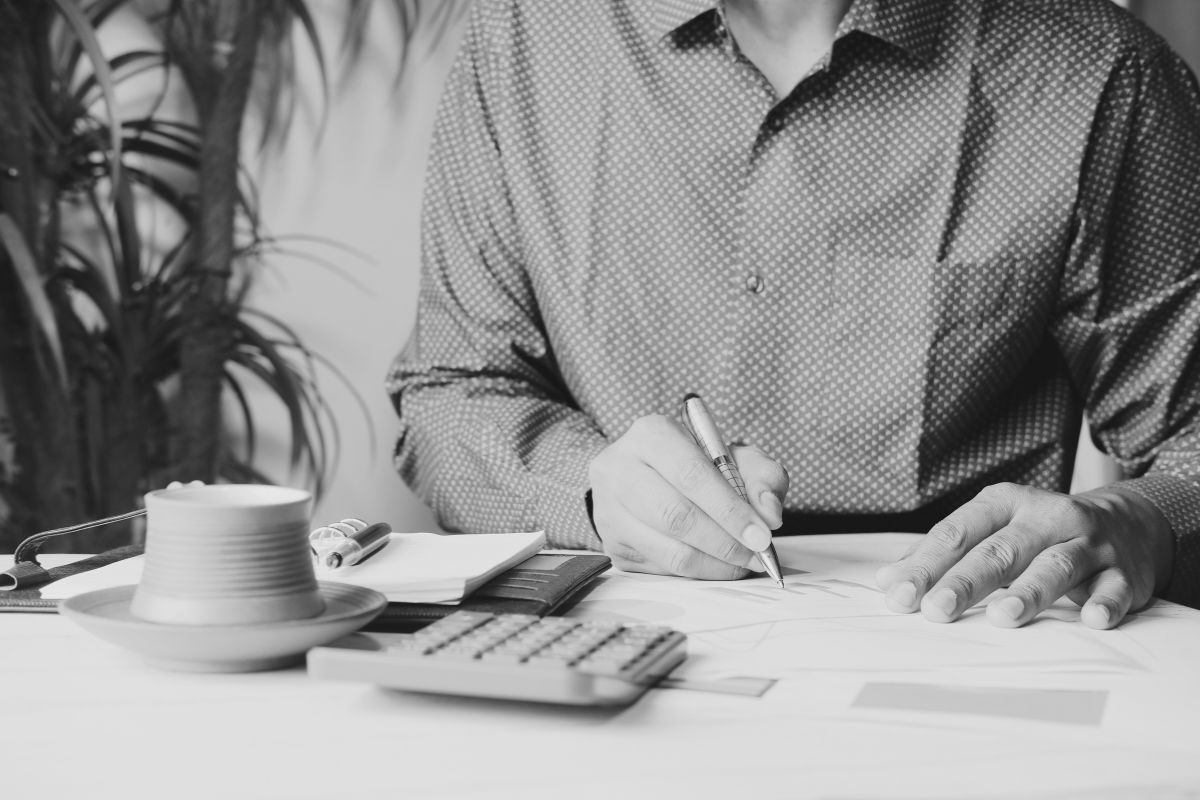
758, 491, 783, 528
1082, 603, 1111, 628
887, 581, 917, 612
993, 595, 1025, 622
874, 563, 902, 589
924, 588, 958, 620
740, 523, 772, 552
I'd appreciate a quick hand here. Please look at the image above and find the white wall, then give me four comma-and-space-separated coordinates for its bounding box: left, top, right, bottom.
247, 3, 466, 531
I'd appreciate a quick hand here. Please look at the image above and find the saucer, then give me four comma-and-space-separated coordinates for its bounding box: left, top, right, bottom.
60, 582, 387, 673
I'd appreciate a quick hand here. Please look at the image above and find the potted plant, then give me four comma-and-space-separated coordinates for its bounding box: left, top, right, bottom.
0, 0, 463, 550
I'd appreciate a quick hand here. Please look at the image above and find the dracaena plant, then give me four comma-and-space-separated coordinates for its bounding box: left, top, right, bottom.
0, 0, 464, 550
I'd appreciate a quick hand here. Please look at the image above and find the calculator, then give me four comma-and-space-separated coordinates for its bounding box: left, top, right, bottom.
307, 610, 688, 706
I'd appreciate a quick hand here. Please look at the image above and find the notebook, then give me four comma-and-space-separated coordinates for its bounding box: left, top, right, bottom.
364, 552, 612, 632
28, 530, 545, 606
0, 546, 611, 629
313, 530, 546, 604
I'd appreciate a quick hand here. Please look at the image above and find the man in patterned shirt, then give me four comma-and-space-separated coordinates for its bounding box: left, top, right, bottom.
388, 0, 1200, 627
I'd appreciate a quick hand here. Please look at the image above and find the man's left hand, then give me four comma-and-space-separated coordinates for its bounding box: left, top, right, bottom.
874, 483, 1174, 629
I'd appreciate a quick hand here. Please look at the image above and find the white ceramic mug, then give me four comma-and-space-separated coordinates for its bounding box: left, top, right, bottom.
130, 484, 324, 625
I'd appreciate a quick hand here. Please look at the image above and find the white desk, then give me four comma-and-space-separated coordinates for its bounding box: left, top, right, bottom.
3, 534, 1199, 799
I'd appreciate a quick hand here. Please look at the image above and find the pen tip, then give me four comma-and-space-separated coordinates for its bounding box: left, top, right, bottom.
776, 579, 786, 589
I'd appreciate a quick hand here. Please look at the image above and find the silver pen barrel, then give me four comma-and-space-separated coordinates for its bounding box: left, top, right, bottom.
682, 394, 785, 588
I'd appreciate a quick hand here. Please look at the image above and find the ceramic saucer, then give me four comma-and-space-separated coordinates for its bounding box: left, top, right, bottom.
60, 582, 387, 673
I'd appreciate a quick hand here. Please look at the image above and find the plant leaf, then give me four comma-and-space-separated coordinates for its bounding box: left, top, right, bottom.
0, 214, 68, 390
222, 366, 258, 467
230, 318, 320, 481
49, 0, 124, 186
61, 0, 133, 79
53, 250, 125, 354
72, 50, 164, 107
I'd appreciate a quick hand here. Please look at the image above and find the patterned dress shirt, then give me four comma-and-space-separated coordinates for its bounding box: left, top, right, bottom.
387, 0, 1200, 607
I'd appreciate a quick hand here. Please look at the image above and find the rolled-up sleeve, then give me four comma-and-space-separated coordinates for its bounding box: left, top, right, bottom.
385, 2, 606, 549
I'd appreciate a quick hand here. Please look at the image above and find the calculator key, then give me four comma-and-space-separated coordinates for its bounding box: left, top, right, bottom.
308, 611, 688, 706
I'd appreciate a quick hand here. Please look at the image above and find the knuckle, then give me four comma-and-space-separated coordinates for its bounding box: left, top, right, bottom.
979, 482, 1010, 501
731, 442, 765, 458
665, 547, 701, 577
676, 458, 710, 493
1046, 494, 1087, 529
1021, 584, 1048, 609
1105, 571, 1133, 597
764, 459, 790, 492
979, 482, 1023, 508
624, 414, 675, 446
1039, 548, 1078, 584
717, 564, 752, 581
944, 572, 980, 600
975, 536, 1020, 576
906, 562, 937, 592
711, 536, 748, 566
928, 519, 968, 550
629, 413, 669, 434
732, 445, 789, 491
661, 500, 698, 539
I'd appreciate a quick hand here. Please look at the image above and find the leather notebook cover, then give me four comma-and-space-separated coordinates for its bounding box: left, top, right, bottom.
0, 545, 145, 612
364, 552, 612, 632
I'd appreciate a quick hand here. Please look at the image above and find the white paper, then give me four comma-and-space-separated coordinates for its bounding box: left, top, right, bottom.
565, 533, 1170, 679
39, 530, 545, 605
314, 530, 546, 603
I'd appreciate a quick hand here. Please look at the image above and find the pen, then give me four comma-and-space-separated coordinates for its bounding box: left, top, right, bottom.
681, 393, 785, 589
319, 521, 392, 569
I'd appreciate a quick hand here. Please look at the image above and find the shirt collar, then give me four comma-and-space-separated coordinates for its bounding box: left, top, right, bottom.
647, 0, 719, 38
643, 0, 947, 63
840, 0, 947, 63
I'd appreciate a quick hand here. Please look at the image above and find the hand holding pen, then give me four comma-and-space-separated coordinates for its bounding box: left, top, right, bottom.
586, 401, 788, 582
681, 394, 785, 587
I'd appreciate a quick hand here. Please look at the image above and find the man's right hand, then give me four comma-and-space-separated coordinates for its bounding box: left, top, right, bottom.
587, 414, 788, 579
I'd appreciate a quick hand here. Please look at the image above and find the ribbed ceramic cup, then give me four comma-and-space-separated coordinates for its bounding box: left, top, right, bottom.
130, 484, 324, 625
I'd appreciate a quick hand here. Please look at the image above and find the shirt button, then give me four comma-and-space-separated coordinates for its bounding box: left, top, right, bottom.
744, 273, 766, 294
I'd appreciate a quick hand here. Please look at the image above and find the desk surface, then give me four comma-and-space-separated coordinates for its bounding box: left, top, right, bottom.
3, 534, 1199, 800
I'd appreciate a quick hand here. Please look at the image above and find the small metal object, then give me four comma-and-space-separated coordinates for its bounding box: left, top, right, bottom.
309, 519, 392, 569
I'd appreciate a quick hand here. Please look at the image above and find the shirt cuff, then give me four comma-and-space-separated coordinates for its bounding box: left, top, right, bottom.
1113, 472, 1200, 609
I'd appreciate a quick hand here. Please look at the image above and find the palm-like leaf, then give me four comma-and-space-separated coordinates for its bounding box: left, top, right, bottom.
0, 0, 467, 549
0, 215, 69, 389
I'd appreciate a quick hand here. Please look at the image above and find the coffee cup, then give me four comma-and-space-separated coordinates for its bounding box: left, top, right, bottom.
130, 484, 324, 626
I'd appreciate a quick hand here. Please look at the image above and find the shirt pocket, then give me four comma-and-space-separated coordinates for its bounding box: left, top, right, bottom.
935, 258, 1035, 331
815, 254, 1043, 507
929, 257, 1047, 381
